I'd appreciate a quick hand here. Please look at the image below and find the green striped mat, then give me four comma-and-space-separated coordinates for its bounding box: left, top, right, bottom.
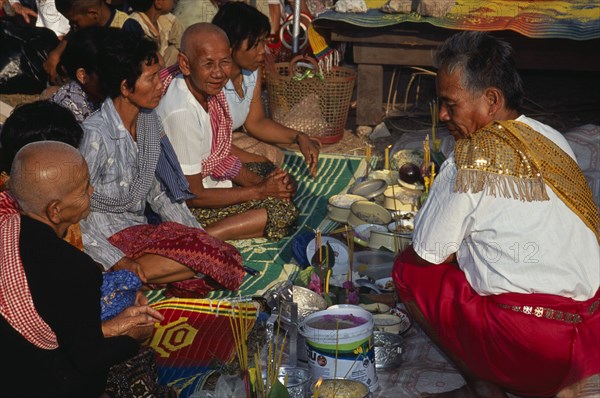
147, 151, 376, 303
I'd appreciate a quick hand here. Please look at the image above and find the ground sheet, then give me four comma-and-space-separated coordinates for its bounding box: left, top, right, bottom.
145, 151, 376, 396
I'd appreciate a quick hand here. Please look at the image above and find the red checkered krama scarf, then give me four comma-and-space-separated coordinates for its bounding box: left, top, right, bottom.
159, 65, 242, 181
0, 191, 58, 349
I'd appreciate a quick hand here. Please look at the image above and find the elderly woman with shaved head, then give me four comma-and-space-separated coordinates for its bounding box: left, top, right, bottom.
0, 141, 165, 398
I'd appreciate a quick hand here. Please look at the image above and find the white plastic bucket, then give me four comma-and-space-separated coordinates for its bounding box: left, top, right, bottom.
299, 304, 378, 392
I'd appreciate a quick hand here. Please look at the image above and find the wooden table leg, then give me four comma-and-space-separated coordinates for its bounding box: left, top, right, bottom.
356, 63, 384, 126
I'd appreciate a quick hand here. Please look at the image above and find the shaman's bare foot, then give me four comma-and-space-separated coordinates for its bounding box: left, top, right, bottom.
421, 385, 476, 398
556, 374, 600, 398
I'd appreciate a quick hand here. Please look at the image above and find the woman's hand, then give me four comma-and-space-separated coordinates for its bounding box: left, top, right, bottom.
101, 305, 164, 341
11, 2, 37, 24
43, 40, 67, 85
257, 168, 295, 201
297, 133, 321, 178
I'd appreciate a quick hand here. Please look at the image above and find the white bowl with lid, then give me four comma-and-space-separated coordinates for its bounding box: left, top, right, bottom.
327, 194, 366, 223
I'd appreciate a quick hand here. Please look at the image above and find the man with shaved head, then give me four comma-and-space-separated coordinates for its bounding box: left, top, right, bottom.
0, 141, 163, 398
157, 23, 298, 242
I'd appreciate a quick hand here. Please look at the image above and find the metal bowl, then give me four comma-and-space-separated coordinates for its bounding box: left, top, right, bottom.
348, 200, 392, 227
348, 178, 388, 200
374, 331, 404, 369
280, 285, 327, 322
311, 378, 372, 398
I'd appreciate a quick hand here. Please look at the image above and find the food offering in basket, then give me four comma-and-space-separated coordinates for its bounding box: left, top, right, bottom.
265, 55, 356, 144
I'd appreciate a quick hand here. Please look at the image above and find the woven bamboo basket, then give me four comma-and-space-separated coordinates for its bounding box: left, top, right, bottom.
265, 56, 356, 144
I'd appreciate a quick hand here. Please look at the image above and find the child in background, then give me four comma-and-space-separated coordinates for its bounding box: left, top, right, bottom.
51, 26, 118, 122
45, 0, 129, 84
122, 0, 182, 66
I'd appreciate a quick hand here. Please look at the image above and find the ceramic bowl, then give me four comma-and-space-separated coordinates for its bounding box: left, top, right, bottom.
388, 211, 416, 237
398, 178, 425, 191
327, 194, 366, 223
348, 200, 392, 227
383, 185, 421, 211
368, 229, 411, 254
373, 313, 403, 334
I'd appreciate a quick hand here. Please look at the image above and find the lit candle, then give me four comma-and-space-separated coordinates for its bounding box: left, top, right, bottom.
313, 377, 323, 398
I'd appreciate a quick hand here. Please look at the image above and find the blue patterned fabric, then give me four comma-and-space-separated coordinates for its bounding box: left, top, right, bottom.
100, 270, 142, 321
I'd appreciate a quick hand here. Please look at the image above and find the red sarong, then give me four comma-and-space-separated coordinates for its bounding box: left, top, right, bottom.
109, 222, 245, 297
393, 246, 600, 397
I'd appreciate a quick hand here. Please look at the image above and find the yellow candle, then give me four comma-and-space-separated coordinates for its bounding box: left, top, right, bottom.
314, 378, 323, 398
384, 145, 392, 170
423, 135, 430, 167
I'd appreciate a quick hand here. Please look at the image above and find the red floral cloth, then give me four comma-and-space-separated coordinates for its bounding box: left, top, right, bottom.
393, 246, 600, 397
108, 222, 245, 297
0, 191, 58, 349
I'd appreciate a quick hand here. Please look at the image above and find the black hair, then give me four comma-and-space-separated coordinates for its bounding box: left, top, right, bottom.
97, 30, 159, 99
434, 31, 524, 111
58, 26, 107, 80
56, 0, 99, 16
129, 0, 154, 12
0, 101, 83, 172
212, 2, 270, 51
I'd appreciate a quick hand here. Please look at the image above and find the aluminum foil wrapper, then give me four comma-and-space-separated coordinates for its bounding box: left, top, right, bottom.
374, 331, 404, 369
